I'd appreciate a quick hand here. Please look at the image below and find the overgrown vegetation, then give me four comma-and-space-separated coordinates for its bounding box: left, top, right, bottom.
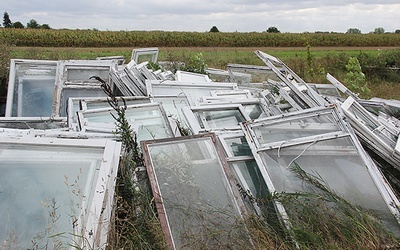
94, 78, 167, 249
0, 42, 11, 97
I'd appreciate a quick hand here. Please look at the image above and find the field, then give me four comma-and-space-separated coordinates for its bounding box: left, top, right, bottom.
7, 46, 400, 99
2, 29, 400, 47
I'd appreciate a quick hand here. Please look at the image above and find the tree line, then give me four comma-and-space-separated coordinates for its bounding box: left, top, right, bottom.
1, 11, 51, 29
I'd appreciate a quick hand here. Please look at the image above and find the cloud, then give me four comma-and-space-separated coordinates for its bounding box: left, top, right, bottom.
2, 1, 400, 32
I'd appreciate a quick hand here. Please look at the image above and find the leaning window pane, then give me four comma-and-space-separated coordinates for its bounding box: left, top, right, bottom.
145, 137, 248, 249
259, 136, 400, 235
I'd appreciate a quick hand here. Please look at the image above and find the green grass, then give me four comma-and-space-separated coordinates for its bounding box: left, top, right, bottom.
3, 46, 400, 99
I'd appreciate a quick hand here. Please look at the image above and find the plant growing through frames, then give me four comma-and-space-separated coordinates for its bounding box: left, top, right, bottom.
90, 76, 167, 249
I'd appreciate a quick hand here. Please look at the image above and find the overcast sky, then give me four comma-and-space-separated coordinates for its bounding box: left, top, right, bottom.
1, 0, 399, 33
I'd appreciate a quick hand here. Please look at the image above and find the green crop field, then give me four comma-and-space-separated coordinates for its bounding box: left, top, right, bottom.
1, 28, 400, 47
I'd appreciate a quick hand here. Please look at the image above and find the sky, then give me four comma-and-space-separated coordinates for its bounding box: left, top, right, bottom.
1, 0, 399, 33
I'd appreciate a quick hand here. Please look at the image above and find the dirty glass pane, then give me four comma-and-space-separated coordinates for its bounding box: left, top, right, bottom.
11, 62, 57, 117
147, 137, 248, 249
347, 104, 380, 131
60, 88, 107, 117
65, 67, 110, 84
82, 105, 172, 141
153, 96, 190, 129
242, 103, 264, 120
197, 109, 246, 129
0, 144, 103, 249
224, 136, 252, 157
229, 160, 269, 199
259, 136, 400, 235
252, 113, 340, 146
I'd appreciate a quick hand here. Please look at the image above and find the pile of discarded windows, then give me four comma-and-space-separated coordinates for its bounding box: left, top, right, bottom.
1, 47, 400, 249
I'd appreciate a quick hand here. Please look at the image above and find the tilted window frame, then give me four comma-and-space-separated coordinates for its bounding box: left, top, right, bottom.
141, 133, 249, 249
241, 106, 400, 235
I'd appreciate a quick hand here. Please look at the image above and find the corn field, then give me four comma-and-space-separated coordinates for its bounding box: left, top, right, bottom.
1, 29, 400, 47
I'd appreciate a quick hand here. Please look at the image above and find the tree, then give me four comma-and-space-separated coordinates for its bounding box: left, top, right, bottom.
40, 24, 51, 29
395, 29, 400, 34
373, 27, 385, 34
27, 19, 39, 29
344, 57, 370, 97
3, 12, 12, 28
12, 21, 24, 29
346, 28, 361, 34
209, 26, 219, 32
266, 26, 280, 33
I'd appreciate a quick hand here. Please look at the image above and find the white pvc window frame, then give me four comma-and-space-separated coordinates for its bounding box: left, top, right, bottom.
0, 136, 121, 249
146, 80, 238, 105
182, 104, 251, 134
175, 70, 212, 82
131, 47, 159, 64
77, 103, 174, 141
341, 96, 400, 167
53, 60, 118, 117
5, 59, 58, 118
67, 96, 151, 131
241, 106, 400, 236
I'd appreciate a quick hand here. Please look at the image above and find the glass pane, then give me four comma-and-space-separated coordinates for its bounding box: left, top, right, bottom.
229, 160, 269, 199
347, 104, 379, 131
0, 144, 103, 248
83, 105, 172, 141
260, 137, 400, 235
224, 136, 252, 157
243, 104, 265, 119
252, 113, 340, 145
66, 67, 109, 83
11, 62, 57, 117
153, 96, 190, 129
60, 88, 107, 117
147, 137, 248, 249
201, 109, 246, 129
